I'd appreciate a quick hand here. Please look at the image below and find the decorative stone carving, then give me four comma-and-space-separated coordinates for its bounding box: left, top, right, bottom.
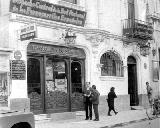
85, 34, 106, 47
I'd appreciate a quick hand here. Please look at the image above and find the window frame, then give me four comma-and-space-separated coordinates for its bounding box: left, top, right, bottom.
100, 51, 124, 77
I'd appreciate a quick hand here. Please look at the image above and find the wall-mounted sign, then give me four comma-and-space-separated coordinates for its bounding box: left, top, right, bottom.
14, 50, 22, 60
9, 0, 86, 27
10, 60, 26, 80
20, 24, 37, 41
27, 43, 86, 59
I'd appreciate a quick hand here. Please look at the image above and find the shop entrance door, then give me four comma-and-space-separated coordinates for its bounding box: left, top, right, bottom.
45, 57, 69, 113
71, 60, 85, 111
127, 56, 139, 106
27, 57, 44, 114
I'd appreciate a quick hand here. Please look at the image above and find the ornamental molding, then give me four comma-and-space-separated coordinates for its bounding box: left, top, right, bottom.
9, 13, 146, 46
85, 33, 107, 47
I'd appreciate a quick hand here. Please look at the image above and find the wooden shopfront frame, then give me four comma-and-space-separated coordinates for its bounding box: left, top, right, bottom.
27, 42, 86, 114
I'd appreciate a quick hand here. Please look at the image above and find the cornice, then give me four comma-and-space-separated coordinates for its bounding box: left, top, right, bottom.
9, 13, 147, 46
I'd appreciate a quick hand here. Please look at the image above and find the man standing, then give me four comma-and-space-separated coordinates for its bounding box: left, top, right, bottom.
91, 85, 100, 121
146, 82, 153, 107
83, 82, 92, 120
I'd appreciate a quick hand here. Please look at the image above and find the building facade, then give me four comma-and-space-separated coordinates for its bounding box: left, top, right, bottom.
0, 0, 155, 114
147, 0, 160, 99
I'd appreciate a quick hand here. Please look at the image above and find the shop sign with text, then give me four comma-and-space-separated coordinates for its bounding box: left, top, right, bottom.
20, 24, 37, 41
10, 60, 26, 80
10, 0, 86, 27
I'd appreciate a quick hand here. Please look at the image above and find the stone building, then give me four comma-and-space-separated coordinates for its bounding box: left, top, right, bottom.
147, 0, 160, 98
0, 0, 155, 114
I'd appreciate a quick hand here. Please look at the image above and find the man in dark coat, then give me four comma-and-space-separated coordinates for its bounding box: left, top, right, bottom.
83, 82, 92, 120
107, 87, 118, 116
146, 82, 153, 107
91, 85, 100, 121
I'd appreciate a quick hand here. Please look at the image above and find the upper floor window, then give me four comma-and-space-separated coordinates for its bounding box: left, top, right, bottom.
62, 0, 77, 4
100, 51, 124, 77
128, 0, 135, 19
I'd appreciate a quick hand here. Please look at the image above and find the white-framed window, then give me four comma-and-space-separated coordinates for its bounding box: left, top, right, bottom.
100, 51, 124, 77
62, 0, 77, 4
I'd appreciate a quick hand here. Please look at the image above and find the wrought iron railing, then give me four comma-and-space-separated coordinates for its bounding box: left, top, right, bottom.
123, 19, 153, 40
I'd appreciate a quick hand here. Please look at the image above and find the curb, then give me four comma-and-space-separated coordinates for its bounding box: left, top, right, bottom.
100, 116, 160, 128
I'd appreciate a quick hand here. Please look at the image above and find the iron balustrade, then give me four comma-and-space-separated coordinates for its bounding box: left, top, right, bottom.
123, 19, 153, 40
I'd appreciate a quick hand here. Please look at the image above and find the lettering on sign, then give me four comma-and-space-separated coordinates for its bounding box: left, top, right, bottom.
10, 60, 26, 80
20, 24, 37, 41
27, 43, 86, 59
10, 0, 86, 27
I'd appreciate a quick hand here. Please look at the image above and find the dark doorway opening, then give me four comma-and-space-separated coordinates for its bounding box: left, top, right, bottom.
70, 60, 84, 111
127, 56, 139, 106
71, 61, 82, 93
27, 57, 44, 114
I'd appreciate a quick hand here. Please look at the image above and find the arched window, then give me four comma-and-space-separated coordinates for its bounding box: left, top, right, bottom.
100, 51, 124, 77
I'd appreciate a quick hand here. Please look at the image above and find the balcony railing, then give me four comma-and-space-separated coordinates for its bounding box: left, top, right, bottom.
123, 19, 153, 40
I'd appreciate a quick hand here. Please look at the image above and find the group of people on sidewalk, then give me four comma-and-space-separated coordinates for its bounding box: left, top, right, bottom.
83, 81, 156, 121
83, 82, 118, 121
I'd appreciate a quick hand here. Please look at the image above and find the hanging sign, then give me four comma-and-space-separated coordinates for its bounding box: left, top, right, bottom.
20, 24, 37, 41
10, 60, 26, 80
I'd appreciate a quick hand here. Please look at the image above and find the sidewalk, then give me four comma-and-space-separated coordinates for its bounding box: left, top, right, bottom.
35, 109, 155, 128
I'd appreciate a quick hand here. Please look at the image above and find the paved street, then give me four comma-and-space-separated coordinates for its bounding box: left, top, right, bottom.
35, 109, 160, 128
110, 118, 160, 128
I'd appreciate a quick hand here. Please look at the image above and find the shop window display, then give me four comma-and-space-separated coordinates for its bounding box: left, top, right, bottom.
45, 58, 68, 110
0, 73, 8, 107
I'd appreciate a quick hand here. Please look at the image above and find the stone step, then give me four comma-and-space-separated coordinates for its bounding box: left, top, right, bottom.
131, 106, 144, 110
35, 111, 84, 121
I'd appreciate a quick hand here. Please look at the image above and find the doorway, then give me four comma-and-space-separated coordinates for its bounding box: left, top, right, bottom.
27, 56, 44, 114
27, 43, 86, 114
27, 56, 85, 114
71, 60, 84, 111
127, 56, 139, 106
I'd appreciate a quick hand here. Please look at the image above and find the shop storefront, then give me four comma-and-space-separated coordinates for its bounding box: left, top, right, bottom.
27, 42, 86, 114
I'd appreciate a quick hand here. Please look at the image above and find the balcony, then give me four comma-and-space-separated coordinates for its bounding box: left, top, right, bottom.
123, 19, 153, 40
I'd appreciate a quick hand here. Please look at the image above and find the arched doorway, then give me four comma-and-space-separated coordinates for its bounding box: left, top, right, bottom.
127, 56, 139, 106
71, 60, 84, 111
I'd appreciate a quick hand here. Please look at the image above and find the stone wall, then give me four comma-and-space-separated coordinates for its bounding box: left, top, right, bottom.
99, 95, 130, 116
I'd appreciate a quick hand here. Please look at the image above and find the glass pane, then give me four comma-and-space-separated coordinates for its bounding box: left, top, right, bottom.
45, 58, 68, 112
0, 73, 8, 107
71, 61, 83, 110
27, 58, 43, 113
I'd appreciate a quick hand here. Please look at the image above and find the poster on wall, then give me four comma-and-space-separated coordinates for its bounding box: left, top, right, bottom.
46, 81, 55, 92
10, 60, 26, 80
55, 79, 67, 93
152, 60, 159, 82
0, 73, 8, 106
46, 66, 53, 80
53, 62, 65, 73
